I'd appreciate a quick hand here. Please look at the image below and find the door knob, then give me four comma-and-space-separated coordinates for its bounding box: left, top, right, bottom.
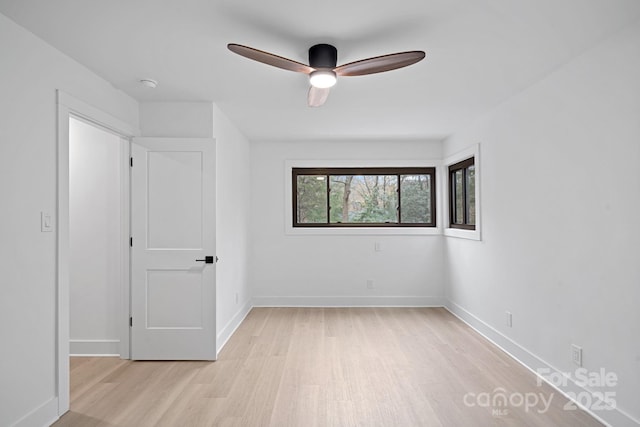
196, 256, 214, 264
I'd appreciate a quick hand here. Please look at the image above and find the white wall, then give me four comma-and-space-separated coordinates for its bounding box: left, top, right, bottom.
249, 140, 445, 306
140, 102, 214, 138
3, 4, 636, 425
69, 118, 122, 356
213, 105, 252, 352
0, 12, 139, 427
443, 21, 640, 425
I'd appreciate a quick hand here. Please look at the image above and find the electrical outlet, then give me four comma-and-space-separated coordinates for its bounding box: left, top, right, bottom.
366, 280, 374, 289
506, 311, 512, 328
572, 344, 583, 367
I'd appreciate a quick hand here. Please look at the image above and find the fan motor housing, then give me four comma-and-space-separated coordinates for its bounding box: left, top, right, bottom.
309, 44, 337, 69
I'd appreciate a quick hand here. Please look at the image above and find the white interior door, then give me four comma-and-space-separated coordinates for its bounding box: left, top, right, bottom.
131, 137, 216, 360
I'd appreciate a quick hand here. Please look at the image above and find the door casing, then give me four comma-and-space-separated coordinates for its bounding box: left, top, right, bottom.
56, 91, 139, 415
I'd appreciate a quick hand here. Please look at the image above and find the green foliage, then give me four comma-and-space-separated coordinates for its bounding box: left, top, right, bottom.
351, 176, 397, 223
400, 175, 431, 223
467, 166, 476, 225
296, 176, 327, 223
297, 172, 432, 225
329, 176, 349, 223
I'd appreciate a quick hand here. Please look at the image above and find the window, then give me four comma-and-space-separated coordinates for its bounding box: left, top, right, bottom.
449, 157, 475, 229
293, 167, 436, 227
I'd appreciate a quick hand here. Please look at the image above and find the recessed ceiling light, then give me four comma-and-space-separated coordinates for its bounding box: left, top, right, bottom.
140, 79, 158, 89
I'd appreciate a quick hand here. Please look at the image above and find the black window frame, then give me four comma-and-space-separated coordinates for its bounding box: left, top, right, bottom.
292, 167, 436, 228
448, 157, 476, 230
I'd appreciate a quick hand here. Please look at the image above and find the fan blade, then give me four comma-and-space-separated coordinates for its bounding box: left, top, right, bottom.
335, 51, 425, 77
228, 44, 314, 74
308, 86, 331, 107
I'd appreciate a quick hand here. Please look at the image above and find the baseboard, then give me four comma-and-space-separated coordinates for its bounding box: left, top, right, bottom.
445, 300, 640, 427
252, 295, 446, 307
9, 396, 59, 427
70, 339, 120, 356
216, 300, 253, 356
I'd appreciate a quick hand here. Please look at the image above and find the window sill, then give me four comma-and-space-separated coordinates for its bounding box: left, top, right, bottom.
444, 227, 481, 241
286, 226, 442, 236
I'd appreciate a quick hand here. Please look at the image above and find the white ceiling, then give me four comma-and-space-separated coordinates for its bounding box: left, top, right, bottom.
1, 0, 639, 141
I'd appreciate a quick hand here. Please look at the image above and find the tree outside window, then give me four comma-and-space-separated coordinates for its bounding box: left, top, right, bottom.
293, 167, 436, 228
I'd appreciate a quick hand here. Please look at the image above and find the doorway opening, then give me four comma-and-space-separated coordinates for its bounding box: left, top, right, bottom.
69, 117, 127, 357
57, 91, 137, 416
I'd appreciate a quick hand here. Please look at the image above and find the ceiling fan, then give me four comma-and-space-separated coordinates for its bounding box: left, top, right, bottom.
227, 43, 425, 107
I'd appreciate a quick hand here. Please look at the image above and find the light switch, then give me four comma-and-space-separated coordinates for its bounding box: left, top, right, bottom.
41, 211, 53, 232
374, 242, 381, 252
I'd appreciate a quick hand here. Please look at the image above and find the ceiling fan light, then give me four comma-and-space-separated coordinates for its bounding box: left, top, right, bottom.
309, 70, 337, 88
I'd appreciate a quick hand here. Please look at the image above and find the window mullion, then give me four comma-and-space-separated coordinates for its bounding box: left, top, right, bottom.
397, 174, 401, 224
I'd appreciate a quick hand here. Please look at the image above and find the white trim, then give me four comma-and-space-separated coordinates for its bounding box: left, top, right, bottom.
56, 99, 71, 415
9, 397, 59, 427
119, 139, 131, 360
252, 296, 446, 307
70, 339, 120, 356
284, 226, 442, 236
442, 143, 482, 241
285, 227, 442, 236
58, 92, 139, 137
56, 90, 138, 417
71, 354, 121, 357
216, 300, 253, 356
284, 159, 443, 236
445, 300, 639, 427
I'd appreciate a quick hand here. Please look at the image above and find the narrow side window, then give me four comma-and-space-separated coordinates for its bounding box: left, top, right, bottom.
449, 158, 475, 230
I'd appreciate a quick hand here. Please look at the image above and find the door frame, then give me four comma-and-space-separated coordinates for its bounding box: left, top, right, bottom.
56, 91, 139, 415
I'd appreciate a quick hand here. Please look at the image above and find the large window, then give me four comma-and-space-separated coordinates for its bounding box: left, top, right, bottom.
449, 157, 475, 229
293, 167, 436, 227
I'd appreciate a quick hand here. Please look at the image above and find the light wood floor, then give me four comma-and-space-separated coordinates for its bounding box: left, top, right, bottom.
54, 307, 603, 426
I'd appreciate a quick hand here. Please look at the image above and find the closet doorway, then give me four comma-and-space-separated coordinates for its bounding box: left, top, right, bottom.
68, 117, 128, 357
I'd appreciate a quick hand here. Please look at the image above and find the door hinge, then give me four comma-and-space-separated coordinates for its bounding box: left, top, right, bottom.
130, 237, 133, 247
130, 157, 133, 167
130, 316, 133, 327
